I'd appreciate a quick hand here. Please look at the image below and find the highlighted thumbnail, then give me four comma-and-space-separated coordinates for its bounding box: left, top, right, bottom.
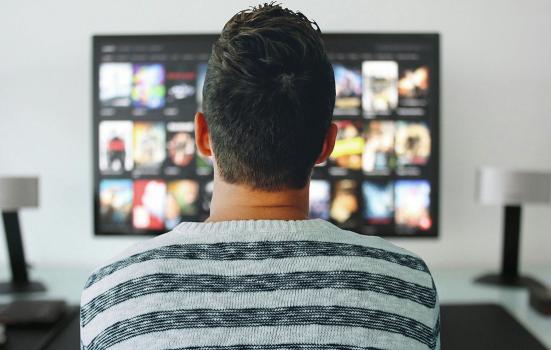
165, 180, 199, 230
131, 64, 166, 109
133, 122, 166, 170
334, 64, 362, 115
133, 180, 166, 230
362, 181, 393, 224
395, 180, 431, 231
99, 179, 133, 229
395, 122, 431, 167
309, 180, 330, 220
363, 121, 395, 174
99, 121, 133, 173
99, 63, 132, 107
330, 121, 364, 170
362, 61, 398, 116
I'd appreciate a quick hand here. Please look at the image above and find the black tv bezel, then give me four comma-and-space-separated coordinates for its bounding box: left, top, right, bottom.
92, 33, 440, 238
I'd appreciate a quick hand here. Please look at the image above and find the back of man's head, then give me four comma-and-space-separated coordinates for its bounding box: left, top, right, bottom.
203, 3, 335, 191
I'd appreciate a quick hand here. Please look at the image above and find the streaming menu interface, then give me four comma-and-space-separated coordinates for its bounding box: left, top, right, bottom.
93, 34, 439, 236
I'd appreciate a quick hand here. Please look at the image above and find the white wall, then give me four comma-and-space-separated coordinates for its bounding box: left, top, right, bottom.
0, 0, 550, 270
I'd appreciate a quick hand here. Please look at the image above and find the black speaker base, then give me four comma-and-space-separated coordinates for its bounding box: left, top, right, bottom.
475, 274, 546, 290
0, 281, 46, 294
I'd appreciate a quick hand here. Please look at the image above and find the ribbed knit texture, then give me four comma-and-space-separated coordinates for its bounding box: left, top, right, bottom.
80, 219, 440, 350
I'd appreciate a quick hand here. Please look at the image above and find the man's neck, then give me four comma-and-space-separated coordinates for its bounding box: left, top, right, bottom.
206, 177, 310, 222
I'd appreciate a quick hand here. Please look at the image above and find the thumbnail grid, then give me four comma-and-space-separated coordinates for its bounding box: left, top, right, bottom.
328, 120, 431, 177
310, 179, 432, 235
94, 35, 437, 236
334, 61, 430, 118
97, 119, 214, 233
98, 59, 431, 120
98, 61, 207, 119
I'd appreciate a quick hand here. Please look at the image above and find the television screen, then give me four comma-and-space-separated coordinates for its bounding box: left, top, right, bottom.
93, 34, 439, 237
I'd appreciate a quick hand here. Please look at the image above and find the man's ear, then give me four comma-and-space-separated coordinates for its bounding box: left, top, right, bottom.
315, 122, 338, 165
194, 112, 212, 157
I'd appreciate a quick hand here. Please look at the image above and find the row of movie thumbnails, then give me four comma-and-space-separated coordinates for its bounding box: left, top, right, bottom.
98, 119, 432, 177
99, 178, 432, 234
98, 60, 431, 118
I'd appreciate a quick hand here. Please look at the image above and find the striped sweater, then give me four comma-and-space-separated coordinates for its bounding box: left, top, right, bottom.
80, 219, 440, 350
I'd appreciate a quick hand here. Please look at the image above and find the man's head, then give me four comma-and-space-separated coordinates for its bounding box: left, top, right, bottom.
196, 3, 336, 191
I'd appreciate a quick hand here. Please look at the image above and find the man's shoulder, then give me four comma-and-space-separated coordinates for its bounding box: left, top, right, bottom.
82, 221, 434, 292
81, 227, 185, 300
329, 226, 440, 348
319, 222, 432, 270
319, 223, 437, 301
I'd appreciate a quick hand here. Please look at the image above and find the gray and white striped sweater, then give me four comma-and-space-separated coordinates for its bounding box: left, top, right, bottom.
80, 219, 440, 350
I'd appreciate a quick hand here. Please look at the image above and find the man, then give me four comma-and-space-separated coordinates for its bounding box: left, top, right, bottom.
81, 4, 440, 349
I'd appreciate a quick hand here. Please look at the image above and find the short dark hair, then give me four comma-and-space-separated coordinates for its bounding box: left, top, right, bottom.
203, 3, 335, 190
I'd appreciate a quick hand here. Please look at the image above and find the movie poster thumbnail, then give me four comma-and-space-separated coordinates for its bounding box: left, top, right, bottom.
398, 65, 429, 101
196, 63, 208, 113
309, 180, 330, 220
333, 63, 362, 116
362, 121, 395, 175
165, 180, 199, 230
99, 121, 134, 174
99, 179, 133, 232
362, 61, 398, 117
330, 179, 362, 229
394, 121, 431, 175
165, 122, 195, 176
131, 63, 166, 109
362, 181, 393, 225
394, 180, 432, 232
164, 65, 197, 118
133, 121, 166, 175
132, 179, 166, 231
99, 63, 133, 108
329, 120, 364, 173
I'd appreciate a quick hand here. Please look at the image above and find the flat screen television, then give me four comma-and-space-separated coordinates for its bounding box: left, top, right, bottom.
93, 33, 439, 237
